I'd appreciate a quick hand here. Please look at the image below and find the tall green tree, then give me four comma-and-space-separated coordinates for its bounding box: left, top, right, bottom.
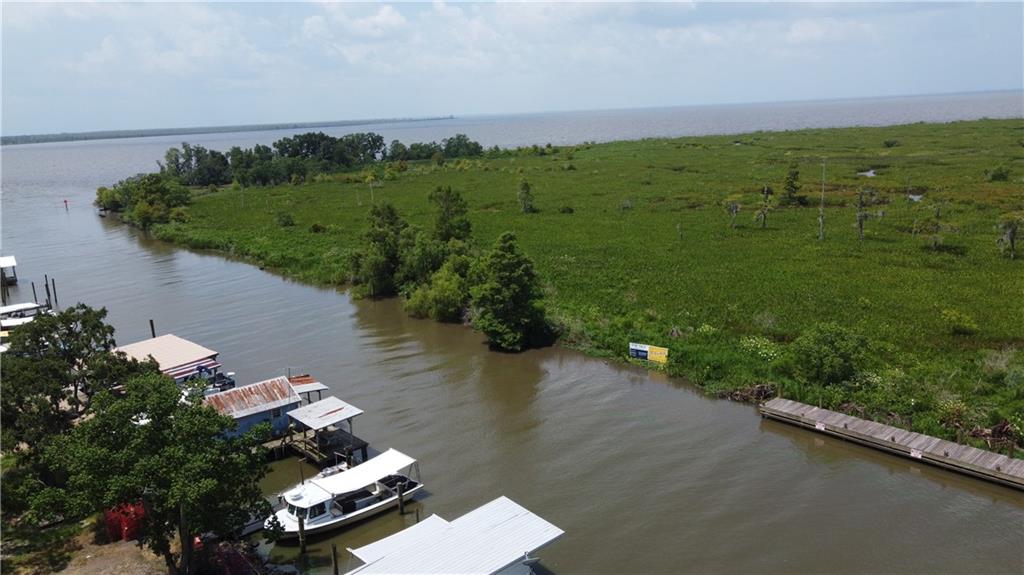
517, 179, 535, 214
428, 185, 471, 242
781, 164, 803, 205
349, 203, 408, 297
39, 374, 271, 575
470, 232, 549, 351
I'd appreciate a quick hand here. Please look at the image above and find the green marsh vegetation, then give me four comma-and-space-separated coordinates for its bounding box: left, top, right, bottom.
139, 119, 1023, 448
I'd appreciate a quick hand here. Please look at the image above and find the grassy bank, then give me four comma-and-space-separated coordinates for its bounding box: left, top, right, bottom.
153, 119, 1024, 444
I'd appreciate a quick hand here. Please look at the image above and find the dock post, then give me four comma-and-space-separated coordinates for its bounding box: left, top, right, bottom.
51, 277, 58, 308
149, 319, 156, 338
44, 276, 52, 308
397, 480, 406, 515
331, 543, 339, 575
299, 459, 305, 485
345, 447, 353, 469
298, 516, 306, 554
415, 508, 421, 523
31, 281, 38, 304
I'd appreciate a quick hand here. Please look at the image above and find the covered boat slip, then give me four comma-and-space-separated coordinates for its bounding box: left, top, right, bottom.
345, 496, 564, 575
289, 449, 418, 506
0, 256, 18, 284
286, 395, 369, 465
116, 334, 222, 381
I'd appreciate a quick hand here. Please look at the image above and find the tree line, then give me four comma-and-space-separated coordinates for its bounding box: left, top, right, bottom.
157, 132, 486, 188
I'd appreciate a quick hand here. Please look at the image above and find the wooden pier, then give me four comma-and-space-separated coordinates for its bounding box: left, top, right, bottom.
760, 398, 1024, 490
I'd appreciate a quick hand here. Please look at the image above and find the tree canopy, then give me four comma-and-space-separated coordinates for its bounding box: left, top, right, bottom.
470, 232, 550, 351
428, 185, 471, 242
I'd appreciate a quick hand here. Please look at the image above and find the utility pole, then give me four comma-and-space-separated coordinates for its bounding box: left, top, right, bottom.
818, 159, 826, 241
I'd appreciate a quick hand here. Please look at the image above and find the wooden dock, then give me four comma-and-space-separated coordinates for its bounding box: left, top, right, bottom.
760, 398, 1024, 490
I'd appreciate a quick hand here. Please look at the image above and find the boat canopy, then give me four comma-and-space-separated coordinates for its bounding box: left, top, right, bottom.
116, 334, 218, 377
287, 448, 415, 506
287, 396, 363, 431
0, 256, 16, 269
0, 302, 45, 315
345, 496, 564, 575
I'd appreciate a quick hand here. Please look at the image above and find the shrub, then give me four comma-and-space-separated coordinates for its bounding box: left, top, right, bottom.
169, 207, 191, 223
406, 259, 470, 322
276, 212, 295, 227
883, 139, 900, 148
940, 308, 979, 336
309, 223, 327, 233
988, 165, 1010, 182
559, 206, 575, 214
790, 322, 869, 386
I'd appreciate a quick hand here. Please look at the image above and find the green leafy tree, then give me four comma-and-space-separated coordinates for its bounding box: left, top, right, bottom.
406, 255, 472, 322
349, 203, 408, 297
518, 179, 536, 214
38, 374, 271, 575
428, 186, 471, 242
790, 322, 869, 387
781, 164, 803, 205
470, 232, 549, 351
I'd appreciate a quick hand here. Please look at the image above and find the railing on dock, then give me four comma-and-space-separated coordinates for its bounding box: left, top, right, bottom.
759, 397, 1024, 490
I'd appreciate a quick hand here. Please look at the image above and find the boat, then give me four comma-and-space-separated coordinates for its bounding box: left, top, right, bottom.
266, 448, 422, 540
0, 302, 52, 330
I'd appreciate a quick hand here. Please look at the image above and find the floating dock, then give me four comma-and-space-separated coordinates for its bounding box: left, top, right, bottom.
760, 398, 1024, 490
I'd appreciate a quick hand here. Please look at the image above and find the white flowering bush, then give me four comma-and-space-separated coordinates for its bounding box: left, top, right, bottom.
740, 335, 779, 362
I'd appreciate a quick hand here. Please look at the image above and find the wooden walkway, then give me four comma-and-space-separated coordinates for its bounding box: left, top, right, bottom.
760, 398, 1024, 490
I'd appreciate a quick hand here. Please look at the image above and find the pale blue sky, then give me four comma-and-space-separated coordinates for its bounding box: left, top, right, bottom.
2, 2, 1021, 135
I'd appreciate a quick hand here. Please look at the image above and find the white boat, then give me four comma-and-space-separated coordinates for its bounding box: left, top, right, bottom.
0, 302, 51, 330
267, 448, 422, 540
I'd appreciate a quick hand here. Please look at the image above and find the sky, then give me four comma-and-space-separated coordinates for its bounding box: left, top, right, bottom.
2, 2, 1022, 136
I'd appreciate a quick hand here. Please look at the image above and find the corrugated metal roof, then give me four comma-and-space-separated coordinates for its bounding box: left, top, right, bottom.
346, 496, 564, 574
287, 396, 363, 431
0, 256, 17, 268
116, 334, 217, 372
204, 376, 301, 419
349, 515, 450, 563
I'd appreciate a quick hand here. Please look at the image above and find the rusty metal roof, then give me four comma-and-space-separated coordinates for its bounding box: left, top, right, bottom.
204, 376, 301, 419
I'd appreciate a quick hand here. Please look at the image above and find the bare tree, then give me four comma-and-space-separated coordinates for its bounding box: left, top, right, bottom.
997, 213, 1022, 259
754, 185, 774, 229
818, 160, 826, 241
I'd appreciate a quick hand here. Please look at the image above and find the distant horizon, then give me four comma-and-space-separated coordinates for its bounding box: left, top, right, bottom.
4, 88, 1021, 142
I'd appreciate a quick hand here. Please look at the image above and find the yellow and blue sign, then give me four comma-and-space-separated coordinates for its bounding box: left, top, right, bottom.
629, 342, 669, 364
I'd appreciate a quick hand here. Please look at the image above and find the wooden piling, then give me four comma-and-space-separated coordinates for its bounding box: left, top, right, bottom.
44, 276, 52, 308
50, 277, 58, 308
331, 543, 339, 575
397, 480, 406, 515
298, 516, 306, 554
149, 319, 156, 338
31, 281, 38, 304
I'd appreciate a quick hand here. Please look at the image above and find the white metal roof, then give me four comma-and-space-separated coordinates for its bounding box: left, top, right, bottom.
116, 334, 218, 372
0, 302, 43, 315
0, 256, 17, 268
291, 381, 329, 395
346, 496, 564, 574
349, 515, 451, 563
1, 316, 37, 329
287, 396, 363, 431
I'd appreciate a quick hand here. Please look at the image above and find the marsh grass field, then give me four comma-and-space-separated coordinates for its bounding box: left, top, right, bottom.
154, 119, 1024, 441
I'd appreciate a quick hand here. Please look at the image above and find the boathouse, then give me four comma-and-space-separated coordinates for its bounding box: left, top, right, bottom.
287, 396, 369, 465
345, 496, 564, 575
116, 334, 233, 389
204, 376, 301, 437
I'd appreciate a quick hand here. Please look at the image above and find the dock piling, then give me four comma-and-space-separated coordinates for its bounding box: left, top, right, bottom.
51, 277, 58, 308
331, 543, 339, 575
31, 281, 38, 304
149, 319, 156, 338
298, 516, 306, 554
44, 275, 52, 308
397, 480, 406, 515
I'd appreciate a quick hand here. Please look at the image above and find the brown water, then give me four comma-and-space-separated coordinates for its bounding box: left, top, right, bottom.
3, 106, 1024, 573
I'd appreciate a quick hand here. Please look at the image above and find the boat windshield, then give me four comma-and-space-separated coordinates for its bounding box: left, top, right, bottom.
287, 504, 309, 519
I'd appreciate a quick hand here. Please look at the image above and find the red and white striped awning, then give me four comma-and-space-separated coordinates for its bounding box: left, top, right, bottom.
165, 358, 221, 381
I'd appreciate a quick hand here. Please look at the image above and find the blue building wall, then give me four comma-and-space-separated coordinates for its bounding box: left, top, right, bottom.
230, 401, 300, 437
